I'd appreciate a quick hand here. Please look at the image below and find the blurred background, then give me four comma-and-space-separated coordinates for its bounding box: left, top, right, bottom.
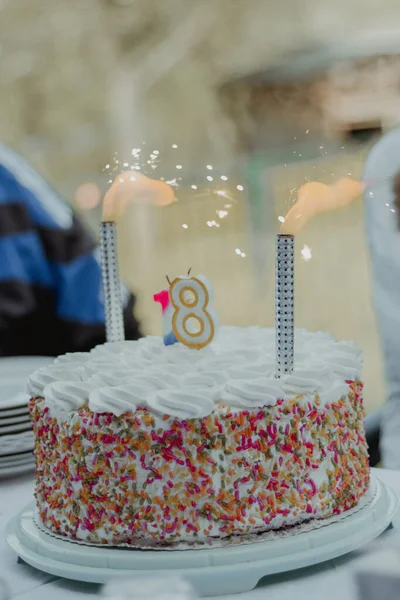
2, 0, 400, 412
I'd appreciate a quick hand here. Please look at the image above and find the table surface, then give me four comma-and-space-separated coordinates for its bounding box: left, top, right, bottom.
1, 468, 399, 600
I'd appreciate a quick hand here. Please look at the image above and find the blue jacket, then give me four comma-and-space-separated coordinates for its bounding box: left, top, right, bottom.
0, 144, 140, 356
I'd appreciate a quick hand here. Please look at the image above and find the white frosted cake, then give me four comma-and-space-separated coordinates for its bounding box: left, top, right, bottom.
27, 327, 369, 546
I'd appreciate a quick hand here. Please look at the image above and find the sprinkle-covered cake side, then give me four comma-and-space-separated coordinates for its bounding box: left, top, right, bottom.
27, 327, 369, 546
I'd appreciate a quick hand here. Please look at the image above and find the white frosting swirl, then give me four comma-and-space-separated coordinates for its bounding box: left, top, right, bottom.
221, 379, 281, 408
31, 327, 363, 419
53, 352, 91, 366
91, 341, 138, 357
318, 354, 361, 380
89, 384, 152, 416
319, 383, 350, 404
88, 371, 138, 387
27, 365, 87, 397
84, 357, 126, 377
282, 367, 332, 396
228, 364, 275, 379
183, 373, 225, 387
43, 381, 94, 413
147, 387, 217, 419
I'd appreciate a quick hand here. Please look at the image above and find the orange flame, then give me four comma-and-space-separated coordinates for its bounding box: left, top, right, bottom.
102, 171, 175, 222
280, 177, 363, 235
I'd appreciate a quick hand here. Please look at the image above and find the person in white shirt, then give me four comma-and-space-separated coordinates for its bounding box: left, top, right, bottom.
363, 127, 400, 468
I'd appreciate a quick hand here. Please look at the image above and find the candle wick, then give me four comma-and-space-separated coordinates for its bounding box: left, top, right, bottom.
166, 274, 171, 285
187, 267, 192, 276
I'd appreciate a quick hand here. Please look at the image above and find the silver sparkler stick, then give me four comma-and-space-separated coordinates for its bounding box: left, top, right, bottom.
100, 221, 125, 342
275, 234, 294, 377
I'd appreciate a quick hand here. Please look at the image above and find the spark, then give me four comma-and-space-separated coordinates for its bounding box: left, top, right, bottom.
119, 178, 124, 183
235, 248, 241, 255
166, 178, 179, 187
191, 185, 198, 190
176, 165, 183, 170
206, 165, 213, 170
123, 162, 129, 167
134, 166, 141, 170
105, 164, 110, 169
221, 175, 228, 181
301, 245, 312, 261
240, 252, 246, 258
153, 150, 159, 155
237, 185, 244, 191
130, 176, 136, 182
182, 224, 188, 229
217, 210, 228, 218
172, 144, 178, 149
224, 203, 232, 208
207, 176, 213, 182
213, 190, 238, 204
108, 179, 112, 184
131, 148, 141, 155
391, 209, 396, 213
278, 216, 285, 223
207, 220, 220, 228
306, 129, 309, 134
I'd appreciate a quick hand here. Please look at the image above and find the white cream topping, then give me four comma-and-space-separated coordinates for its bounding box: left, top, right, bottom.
89, 384, 151, 416
27, 365, 87, 398
43, 381, 94, 413
53, 352, 91, 366
90, 341, 138, 357
147, 387, 217, 419
221, 379, 281, 407
31, 327, 362, 418
319, 383, 350, 405
84, 357, 126, 377
88, 371, 138, 387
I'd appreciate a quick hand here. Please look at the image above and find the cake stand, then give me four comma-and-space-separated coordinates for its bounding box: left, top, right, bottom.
6, 475, 398, 597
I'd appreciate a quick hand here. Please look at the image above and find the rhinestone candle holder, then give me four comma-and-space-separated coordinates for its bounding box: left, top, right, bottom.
100, 221, 125, 343
275, 234, 294, 377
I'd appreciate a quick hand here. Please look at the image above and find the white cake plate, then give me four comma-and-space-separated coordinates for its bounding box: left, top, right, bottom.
6, 475, 398, 597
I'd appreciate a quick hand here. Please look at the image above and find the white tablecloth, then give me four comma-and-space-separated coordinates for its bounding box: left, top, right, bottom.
1, 468, 399, 600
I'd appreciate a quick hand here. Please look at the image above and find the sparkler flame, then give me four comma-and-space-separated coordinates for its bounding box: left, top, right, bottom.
280, 178, 363, 235
102, 171, 175, 222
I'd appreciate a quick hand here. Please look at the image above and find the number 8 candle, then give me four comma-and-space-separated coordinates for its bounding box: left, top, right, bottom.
154, 273, 218, 350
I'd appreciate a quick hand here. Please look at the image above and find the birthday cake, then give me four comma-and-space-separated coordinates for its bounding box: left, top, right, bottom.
27, 326, 369, 547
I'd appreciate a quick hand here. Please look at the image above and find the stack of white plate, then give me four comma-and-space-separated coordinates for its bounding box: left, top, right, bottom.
0, 356, 53, 478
